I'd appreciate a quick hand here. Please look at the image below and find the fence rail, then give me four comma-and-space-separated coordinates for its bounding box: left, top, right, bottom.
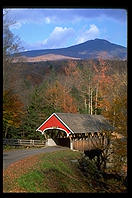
3, 138, 47, 147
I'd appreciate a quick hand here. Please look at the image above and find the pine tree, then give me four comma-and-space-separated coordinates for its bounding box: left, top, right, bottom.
20, 87, 46, 139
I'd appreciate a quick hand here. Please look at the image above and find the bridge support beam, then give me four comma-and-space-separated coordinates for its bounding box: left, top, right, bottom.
70, 140, 73, 150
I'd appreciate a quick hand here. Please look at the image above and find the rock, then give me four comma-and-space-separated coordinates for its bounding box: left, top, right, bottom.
70, 159, 78, 163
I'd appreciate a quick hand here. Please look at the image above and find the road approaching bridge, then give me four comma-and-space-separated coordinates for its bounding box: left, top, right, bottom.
3, 146, 69, 170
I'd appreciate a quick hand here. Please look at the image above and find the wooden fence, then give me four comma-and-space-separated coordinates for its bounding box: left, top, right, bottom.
3, 138, 47, 147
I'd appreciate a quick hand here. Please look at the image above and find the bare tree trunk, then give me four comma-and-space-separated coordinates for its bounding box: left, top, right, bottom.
84, 98, 87, 112
90, 88, 93, 115
95, 84, 98, 115
88, 75, 91, 115
113, 109, 116, 127
63, 89, 66, 111
5, 125, 9, 138
88, 86, 91, 114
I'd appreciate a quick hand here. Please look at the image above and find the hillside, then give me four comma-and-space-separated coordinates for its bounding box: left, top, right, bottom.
9, 59, 127, 108
14, 54, 80, 63
16, 38, 127, 62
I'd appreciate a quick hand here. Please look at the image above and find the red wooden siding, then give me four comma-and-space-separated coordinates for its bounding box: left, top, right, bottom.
37, 114, 71, 134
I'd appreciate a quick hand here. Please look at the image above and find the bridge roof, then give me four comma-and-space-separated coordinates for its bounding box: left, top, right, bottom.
36, 113, 114, 135
55, 113, 114, 133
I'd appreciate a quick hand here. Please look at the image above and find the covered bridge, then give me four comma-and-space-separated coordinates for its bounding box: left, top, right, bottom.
36, 113, 114, 151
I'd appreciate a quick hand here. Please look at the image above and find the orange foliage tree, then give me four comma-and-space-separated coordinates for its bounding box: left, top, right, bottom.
93, 59, 127, 174
92, 59, 114, 114
63, 60, 81, 91
104, 72, 127, 174
45, 80, 77, 113
3, 89, 24, 138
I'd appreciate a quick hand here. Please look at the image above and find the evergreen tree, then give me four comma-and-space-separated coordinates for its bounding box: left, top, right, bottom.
20, 87, 46, 139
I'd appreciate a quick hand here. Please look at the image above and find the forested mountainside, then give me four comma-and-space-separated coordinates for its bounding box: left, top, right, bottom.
8, 59, 127, 107
4, 58, 127, 144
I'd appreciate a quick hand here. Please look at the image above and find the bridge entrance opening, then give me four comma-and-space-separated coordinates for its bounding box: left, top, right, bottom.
44, 129, 70, 148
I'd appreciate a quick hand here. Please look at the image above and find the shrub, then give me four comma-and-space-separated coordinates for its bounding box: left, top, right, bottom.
78, 156, 103, 180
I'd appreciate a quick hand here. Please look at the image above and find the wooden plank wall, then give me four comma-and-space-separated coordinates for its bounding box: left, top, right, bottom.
72, 136, 108, 151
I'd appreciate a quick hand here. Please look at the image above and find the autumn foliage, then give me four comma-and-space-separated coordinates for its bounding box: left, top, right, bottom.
3, 89, 24, 138
45, 80, 77, 113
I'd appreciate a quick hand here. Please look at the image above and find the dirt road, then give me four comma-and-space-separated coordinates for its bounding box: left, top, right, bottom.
3, 146, 69, 169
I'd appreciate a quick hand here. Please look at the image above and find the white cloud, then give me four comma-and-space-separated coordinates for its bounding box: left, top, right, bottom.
20, 26, 75, 50
76, 24, 100, 44
42, 26, 75, 49
88, 24, 99, 34
45, 17, 51, 24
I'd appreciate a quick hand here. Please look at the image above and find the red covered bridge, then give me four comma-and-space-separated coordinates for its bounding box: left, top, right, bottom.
36, 113, 114, 151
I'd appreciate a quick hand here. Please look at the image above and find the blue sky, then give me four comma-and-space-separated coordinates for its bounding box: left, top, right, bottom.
5, 8, 127, 51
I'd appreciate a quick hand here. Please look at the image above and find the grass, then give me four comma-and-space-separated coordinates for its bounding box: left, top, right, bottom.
16, 150, 91, 192
18, 170, 44, 192
3, 149, 127, 193
3, 150, 91, 192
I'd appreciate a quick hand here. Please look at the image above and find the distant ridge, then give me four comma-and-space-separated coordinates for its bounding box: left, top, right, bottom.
16, 38, 127, 61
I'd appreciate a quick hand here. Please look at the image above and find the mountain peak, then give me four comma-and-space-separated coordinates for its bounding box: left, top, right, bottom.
94, 38, 110, 42
18, 38, 127, 61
